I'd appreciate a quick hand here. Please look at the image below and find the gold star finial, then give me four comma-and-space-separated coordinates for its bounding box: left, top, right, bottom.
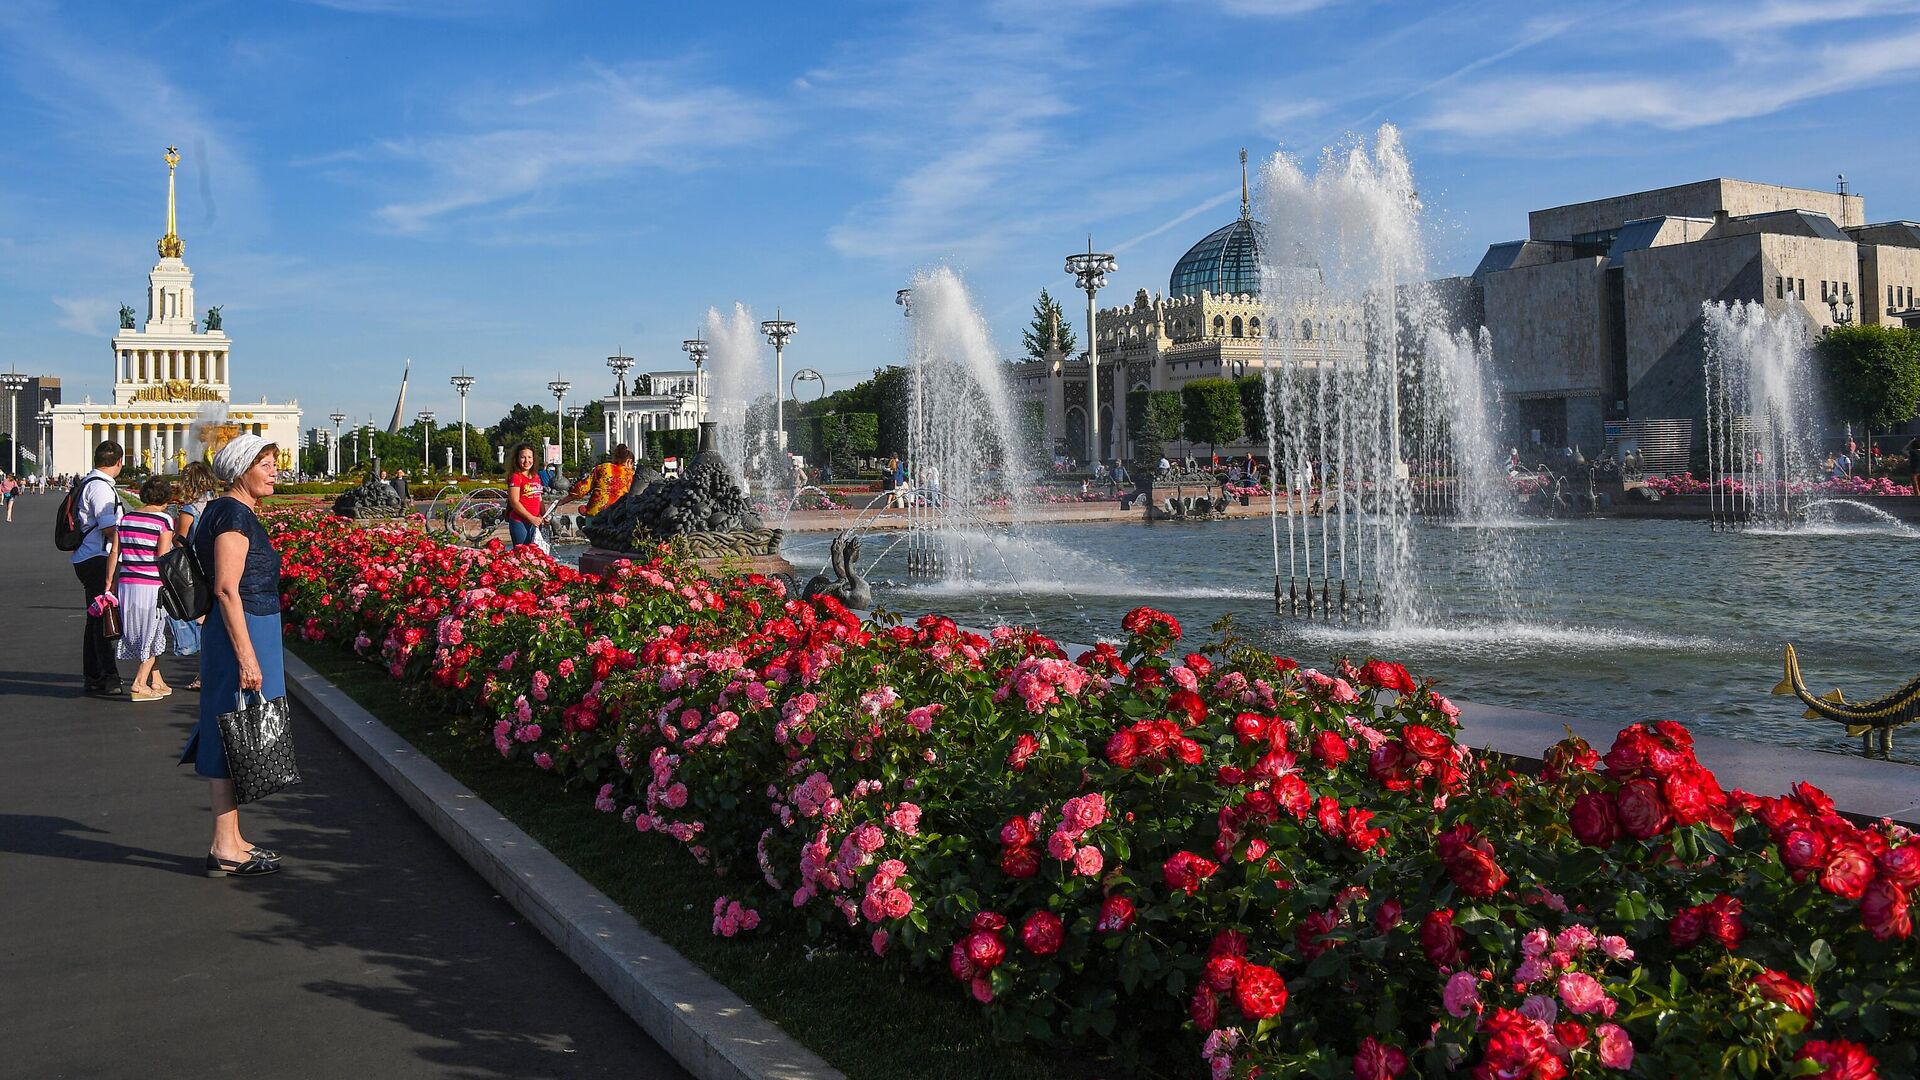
158, 146, 184, 258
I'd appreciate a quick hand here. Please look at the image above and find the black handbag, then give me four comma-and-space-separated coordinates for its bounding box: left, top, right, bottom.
217, 691, 303, 804
156, 542, 212, 621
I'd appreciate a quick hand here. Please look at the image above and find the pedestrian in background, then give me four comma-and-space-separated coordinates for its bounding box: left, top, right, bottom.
505, 443, 544, 547
180, 433, 285, 878
112, 474, 177, 702
71, 441, 126, 697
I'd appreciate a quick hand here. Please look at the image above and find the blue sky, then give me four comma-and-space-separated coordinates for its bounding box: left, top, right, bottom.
4, 0, 1919, 427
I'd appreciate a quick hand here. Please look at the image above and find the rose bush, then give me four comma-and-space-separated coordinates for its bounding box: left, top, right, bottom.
274, 510, 1918, 1078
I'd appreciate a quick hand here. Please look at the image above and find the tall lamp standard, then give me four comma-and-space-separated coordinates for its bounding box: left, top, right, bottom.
680, 337, 708, 426
417, 410, 435, 475
0, 369, 27, 475
606, 351, 633, 452
896, 288, 912, 317
760, 313, 796, 471
566, 405, 586, 463
1065, 239, 1116, 467
37, 405, 52, 478
329, 411, 347, 476
449, 372, 475, 477
547, 377, 571, 475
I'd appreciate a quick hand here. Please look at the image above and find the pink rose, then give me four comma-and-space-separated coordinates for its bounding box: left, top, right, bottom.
1443, 971, 1480, 1017
1557, 972, 1607, 1015
1594, 1023, 1633, 1070
1072, 845, 1104, 877
871, 930, 889, 956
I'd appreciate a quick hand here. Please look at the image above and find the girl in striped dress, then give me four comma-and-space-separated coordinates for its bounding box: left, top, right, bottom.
111, 474, 177, 702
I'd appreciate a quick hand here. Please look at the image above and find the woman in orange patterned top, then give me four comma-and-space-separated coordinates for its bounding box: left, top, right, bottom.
567, 443, 637, 517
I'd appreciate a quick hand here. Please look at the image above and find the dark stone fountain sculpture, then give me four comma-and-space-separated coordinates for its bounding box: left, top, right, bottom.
579, 422, 792, 578
802, 534, 871, 609
331, 457, 410, 519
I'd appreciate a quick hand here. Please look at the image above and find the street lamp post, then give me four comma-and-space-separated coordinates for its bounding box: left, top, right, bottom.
680, 337, 708, 427
606, 351, 633, 452
0, 369, 27, 475
547, 377, 571, 475
566, 404, 586, 463
1065, 239, 1116, 467
417, 410, 435, 475
37, 406, 52, 479
450, 372, 475, 477
329, 411, 346, 476
760, 313, 797, 481
896, 288, 912, 317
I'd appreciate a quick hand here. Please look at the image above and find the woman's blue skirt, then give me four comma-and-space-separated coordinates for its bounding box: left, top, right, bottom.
180, 609, 285, 780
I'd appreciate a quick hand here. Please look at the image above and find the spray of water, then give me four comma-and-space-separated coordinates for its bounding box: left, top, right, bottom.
1702, 301, 1818, 528
901, 266, 1029, 578
703, 303, 768, 490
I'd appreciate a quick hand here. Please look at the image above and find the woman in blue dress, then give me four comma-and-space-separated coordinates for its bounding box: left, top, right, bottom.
179, 434, 285, 878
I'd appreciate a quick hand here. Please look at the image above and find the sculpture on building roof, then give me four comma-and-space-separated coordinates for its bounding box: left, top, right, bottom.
118, 304, 135, 330
204, 305, 222, 331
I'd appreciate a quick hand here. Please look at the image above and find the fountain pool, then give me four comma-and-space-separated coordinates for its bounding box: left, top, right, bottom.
781, 516, 1920, 762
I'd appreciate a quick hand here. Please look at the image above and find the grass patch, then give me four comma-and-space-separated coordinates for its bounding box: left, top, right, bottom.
292, 643, 1146, 1080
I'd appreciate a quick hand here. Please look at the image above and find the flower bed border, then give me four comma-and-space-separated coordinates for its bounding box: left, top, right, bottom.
285, 650, 847, 1080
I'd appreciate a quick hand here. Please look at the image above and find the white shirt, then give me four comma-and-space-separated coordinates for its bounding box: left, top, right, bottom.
70, 469, 121, 564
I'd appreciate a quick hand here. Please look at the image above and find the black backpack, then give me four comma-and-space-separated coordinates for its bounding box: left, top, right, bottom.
157, 540, 213, 621
54, 475, 110, 552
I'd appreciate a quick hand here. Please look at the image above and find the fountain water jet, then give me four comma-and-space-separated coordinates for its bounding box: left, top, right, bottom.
703, 303, 771, 492
1702, 301, 1819, 530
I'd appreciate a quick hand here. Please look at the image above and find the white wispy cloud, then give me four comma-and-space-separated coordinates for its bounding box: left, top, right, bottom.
52, 296, 111, 337
368, 60, 769, 233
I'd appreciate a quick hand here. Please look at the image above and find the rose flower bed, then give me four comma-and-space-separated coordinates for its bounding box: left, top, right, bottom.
274, 510, 1916, 1079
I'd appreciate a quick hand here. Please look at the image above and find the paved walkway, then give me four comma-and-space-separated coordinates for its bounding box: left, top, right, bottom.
0, 493, 688, 1079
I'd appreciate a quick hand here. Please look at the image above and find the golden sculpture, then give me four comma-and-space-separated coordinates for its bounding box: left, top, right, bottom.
132, 379, 221, 403
1774, 643, 1920, 754
141, 448, 153, 471
174, 449, 188, 471
158, 146, 184, 259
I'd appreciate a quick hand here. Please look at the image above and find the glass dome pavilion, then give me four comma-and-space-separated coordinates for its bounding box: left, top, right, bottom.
1168, 216, 1266, 300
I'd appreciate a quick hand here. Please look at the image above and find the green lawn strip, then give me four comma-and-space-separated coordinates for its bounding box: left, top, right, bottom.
291, 642, 1136, 1080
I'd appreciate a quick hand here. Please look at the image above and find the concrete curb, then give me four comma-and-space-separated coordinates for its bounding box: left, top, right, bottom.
284, 653, 847, 1080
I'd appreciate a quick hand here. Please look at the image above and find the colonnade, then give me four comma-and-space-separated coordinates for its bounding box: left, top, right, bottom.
117, 347, 227, 385
86, 417, 262, 471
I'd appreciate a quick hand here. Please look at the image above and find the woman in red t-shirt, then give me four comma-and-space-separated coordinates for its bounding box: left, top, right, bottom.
505, 443, 544, 547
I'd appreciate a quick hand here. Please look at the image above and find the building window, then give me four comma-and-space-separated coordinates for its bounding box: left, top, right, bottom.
1798, 278, 1806, 299
1231, 316, 1244, 337
1893, 286, 1899, 309
1212, 315, 1225, 336
1300, 319, 1313, 341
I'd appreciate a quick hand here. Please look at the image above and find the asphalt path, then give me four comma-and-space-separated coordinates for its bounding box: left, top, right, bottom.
0, 492, 689, 1079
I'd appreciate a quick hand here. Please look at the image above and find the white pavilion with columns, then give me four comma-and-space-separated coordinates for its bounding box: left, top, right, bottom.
47, 148, 300, 475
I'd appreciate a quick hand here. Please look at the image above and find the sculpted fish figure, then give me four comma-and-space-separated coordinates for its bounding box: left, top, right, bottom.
1773, 643, 1920, 737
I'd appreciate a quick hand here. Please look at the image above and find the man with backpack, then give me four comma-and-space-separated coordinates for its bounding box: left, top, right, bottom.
63, 441, 126, 696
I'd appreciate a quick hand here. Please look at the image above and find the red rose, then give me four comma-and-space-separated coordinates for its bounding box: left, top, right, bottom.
1542, 737, 1601, 780
1420, 909, 1467, 968
1020, 910, 1063, 955
1162, 850, 1219, 895
1668, 906, 1706, 948
1796, 1039, 1879, 1080
1446, 845, 1508, 899
1792, 782, 1837, 818
1570, 792, 1620, 847
1241, 789, 1277, 821
1168, 689, 1207, 727
1312, 729, 1351, 768
1275, 774, 1312, 819
947, 942, 975, 982
1233, 962, 1288, 1019
1007, 733, 1039, 771
1130, 665, 1163, 690
1000, 816, 1036, 848
1478, 1008, 1553, 1079
963, 929, 1006, 971
999, 845, 1040, 879
1203, 953, 1242, 991
1781, 827, 1827, 873
1821, 839, 1876, 900
1209, 928, 1247, 958
971, 911, 1008, 932
1373, 898, 1403, 933
1368, 741, 1414, 791
1183, 653, 1213, 678
1173, 737, 1205, 766
1615, 779, 1670, 840
1295, 907, 1341, 961
1553, 1021, 1589, 1049
1860, 878, 1912, 941
1189, 985, 1218, 1030
1105, 729, 1138, 769
1352, 1035, 1409, 1080
1878, 844, 1920, 888
1400, 723, 1451, 760
1233, 712, 1268, 745
1274, 655, 1300, 672
1703, 894, 1744, 949
1096, 894, 1135, 933
1358, 659, 1416, 694
1662, 765, 1720, 827
1755, 969, 1815, 1016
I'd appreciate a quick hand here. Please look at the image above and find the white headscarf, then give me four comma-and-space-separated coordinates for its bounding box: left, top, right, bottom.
212, 433, 272, 484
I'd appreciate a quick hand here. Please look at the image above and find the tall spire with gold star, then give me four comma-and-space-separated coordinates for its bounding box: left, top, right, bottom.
158, 146, 184, 259
1239, 147, 1250, 221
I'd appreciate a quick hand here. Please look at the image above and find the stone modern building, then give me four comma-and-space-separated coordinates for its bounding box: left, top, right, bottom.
1462, 177, 1920, 461
46, 149, 301, 475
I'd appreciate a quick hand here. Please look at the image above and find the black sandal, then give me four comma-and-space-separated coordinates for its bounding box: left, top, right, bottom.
250, 846, 280, 861
206, 852, 281, 878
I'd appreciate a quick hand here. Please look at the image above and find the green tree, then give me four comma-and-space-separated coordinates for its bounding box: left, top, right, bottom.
1022, 288, 1077, 360
1182, 378, 1245, 456
1819, 325, 1920, 462
1236, 374, 1268, 443
1126, 389, 1185, 464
